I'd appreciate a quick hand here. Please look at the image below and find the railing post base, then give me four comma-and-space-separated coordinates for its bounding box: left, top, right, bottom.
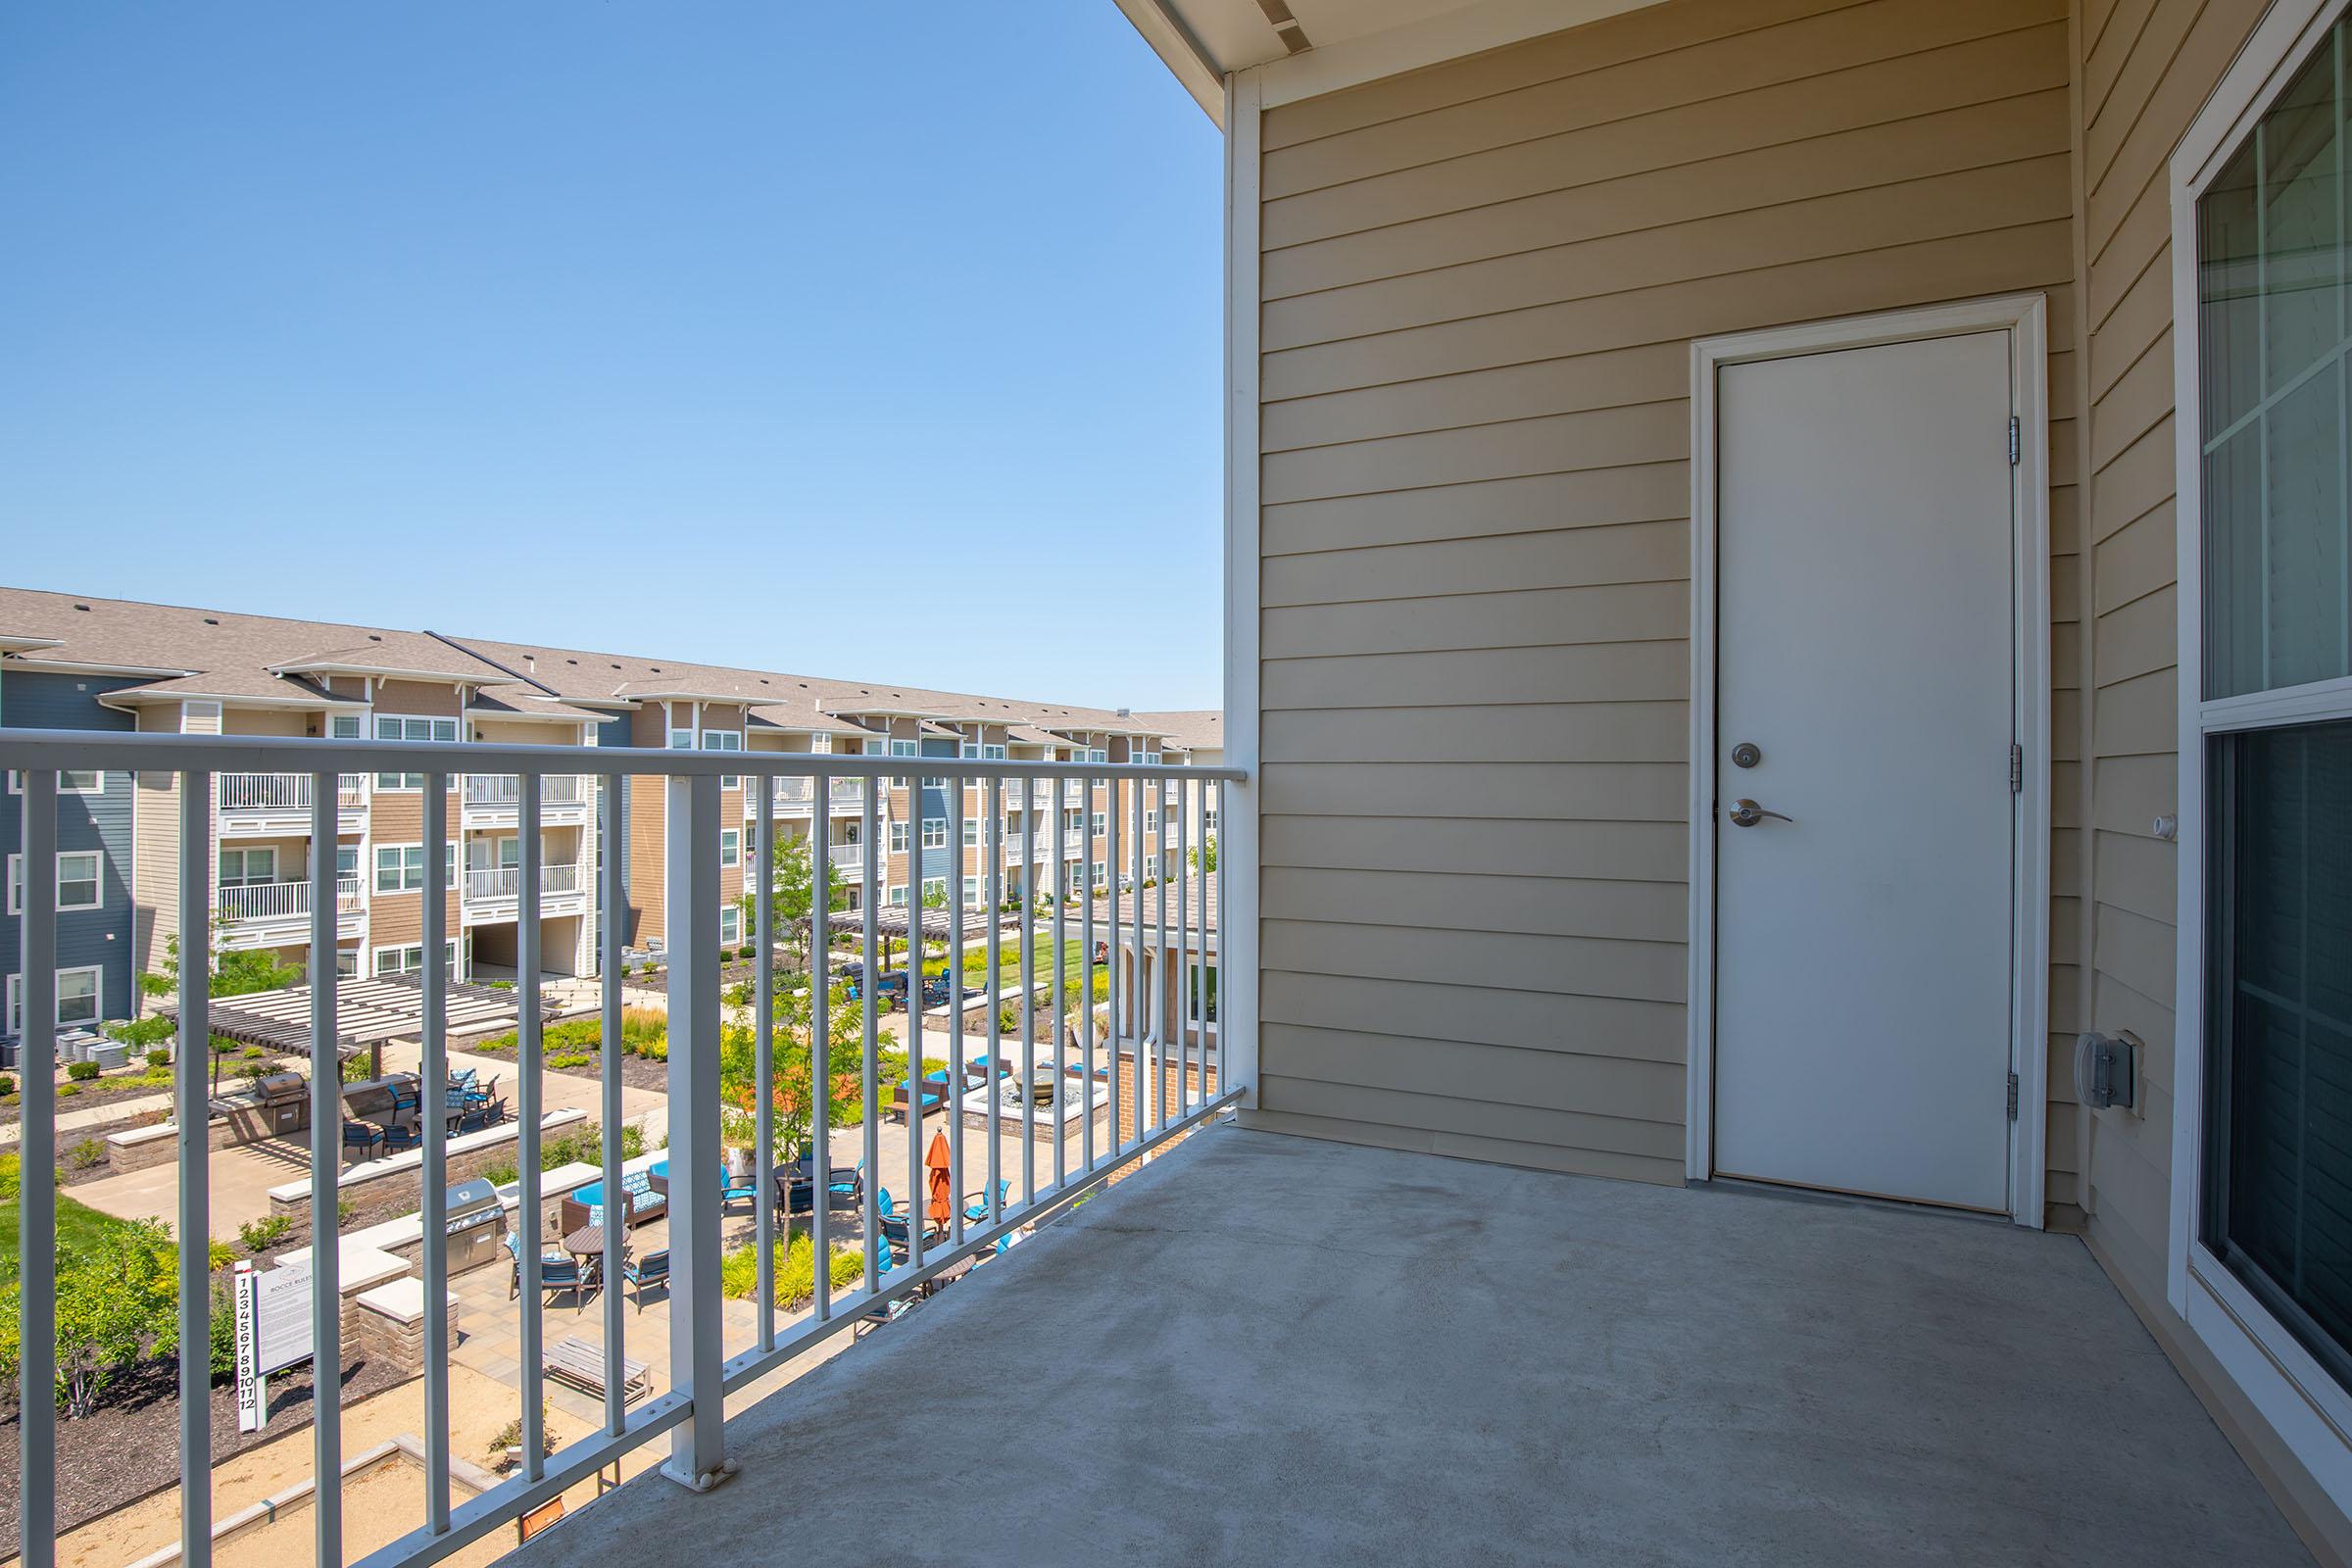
659, 1456, 742, 1494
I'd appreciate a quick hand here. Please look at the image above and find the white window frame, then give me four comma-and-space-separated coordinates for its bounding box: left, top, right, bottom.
886, 883, 908, 907
889, 821, 908, 854
8, 768, 103, 795
375, 843, 426, 894
705, 728, 742, 789
5, 968, 100, 1033
2167, 0, 2352, 1479
374, 714, 458, 789
55, 850, 101, 912
1091, 811, 1106, 838
719, 904, 742, 946
962, 874, 980, 906
920, 817, 948, 850
920, 875, 946, 906
719, 827, 740, 868
962, 815, 979, 847
221, 845, 279, 889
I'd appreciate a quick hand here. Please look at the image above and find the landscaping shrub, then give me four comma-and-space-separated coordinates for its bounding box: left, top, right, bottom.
237, 1214, 294, 1254
481, 1122, 645, 1187
0, 1218, 182, 1416
489, 1402, 559, 1462
65, 1061, 100, 1082
145, 1049, 172, 1069
547, 1053, 593, 1069
0, 1075, 14, 1098
67, 1138, 104, 1172
718, 1232, 862, 1306
239, 1045, 265, 1058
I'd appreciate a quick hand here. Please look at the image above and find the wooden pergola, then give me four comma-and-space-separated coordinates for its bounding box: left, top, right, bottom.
161, 972, 554, 1083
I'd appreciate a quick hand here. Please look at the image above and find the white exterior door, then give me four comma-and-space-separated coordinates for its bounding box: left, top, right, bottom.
1711, 330, 2017, 1212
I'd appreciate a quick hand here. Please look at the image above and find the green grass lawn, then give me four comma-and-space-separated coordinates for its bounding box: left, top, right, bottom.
0, 1153, 132, 1287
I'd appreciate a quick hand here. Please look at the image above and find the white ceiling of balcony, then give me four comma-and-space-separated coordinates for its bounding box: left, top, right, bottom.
1116, 0, 1675, 122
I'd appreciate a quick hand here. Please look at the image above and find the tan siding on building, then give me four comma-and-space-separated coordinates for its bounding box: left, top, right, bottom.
1251, 0, 2078, 1188
2072, 0, 2274, 1411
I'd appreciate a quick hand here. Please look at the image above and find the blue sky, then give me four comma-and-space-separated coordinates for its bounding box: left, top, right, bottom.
0, 5, 1224, 710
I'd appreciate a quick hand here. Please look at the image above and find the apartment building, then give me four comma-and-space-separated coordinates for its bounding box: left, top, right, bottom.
0, 586, 1214, 1032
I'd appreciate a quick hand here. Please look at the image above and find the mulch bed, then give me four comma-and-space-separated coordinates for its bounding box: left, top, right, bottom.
548, 1049, 668, 1093
0, 1074, 172, 1129
0, 1351, 406, 1541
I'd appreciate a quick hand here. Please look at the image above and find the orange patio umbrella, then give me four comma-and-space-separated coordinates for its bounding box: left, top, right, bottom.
925, 1129, 955, 1226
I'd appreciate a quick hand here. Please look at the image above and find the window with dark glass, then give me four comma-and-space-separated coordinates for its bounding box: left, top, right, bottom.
2197, 17, 2352, 1387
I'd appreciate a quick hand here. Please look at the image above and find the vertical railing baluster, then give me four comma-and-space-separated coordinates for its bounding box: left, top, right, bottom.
1106, 772, 1121, 1156
1082, 771, 1098, 1176
175, 772, 214, 1568
1130, 772, 1147, 1140
419, 771, 451, 1534
308, 771, 343, 1564
1214, 780, 1227, 1102
517, 772, 545, 1479
1051, 774, 1066, 1193
664, 771, 727, 1487
600, 770, 626, 1435
19, 770, 57, 1568
986, 776, 1003, 1228
860, 786, 879, 1294
1019, 778, 1035, 1207
906, 783, 925, 1275
755, 775, 776, 1349
1176, 774, 1190, 1121
949, 778, 965, 1248
1155, 779, 1169, 1135
810, 767, 833, 1324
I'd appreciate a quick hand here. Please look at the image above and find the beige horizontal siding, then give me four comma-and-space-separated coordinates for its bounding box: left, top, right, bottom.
2071, 0, 2267, 1418
1250, 0, 2075, 1186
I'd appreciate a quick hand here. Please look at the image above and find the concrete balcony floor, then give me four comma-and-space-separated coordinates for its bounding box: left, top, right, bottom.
509, 1125, 2311, 1566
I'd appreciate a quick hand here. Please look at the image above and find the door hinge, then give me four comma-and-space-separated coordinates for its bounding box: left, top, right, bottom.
2008, 416, 2021, 466
2010, 742, 2024, 794
2007, 1071, 2021, 1121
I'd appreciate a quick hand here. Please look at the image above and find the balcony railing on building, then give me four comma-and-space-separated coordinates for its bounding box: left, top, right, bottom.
746, 775, 816, 816
0, 728, 1242, 1568
218, 771, 368, 811
217, 875, 365, 923
462, 773, 590, 808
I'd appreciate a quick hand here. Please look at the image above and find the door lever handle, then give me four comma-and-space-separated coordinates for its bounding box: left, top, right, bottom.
1728, 799, 1792, 828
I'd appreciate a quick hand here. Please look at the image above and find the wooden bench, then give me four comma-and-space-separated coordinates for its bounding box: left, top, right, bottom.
542, 1335, 653, 1404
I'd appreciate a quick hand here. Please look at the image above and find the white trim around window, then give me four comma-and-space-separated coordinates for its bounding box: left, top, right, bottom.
55, 851, 101, 912
2168, 0, 2352, 1508
7, 965, 103, 1034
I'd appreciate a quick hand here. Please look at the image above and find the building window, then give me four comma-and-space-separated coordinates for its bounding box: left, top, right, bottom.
375, 844, 425, 894
889, 821, 909, 854
962, 815, 979, 847
55, 852, 101, 912
2, 856, 14, 915
6, 966, 104, 1033
334, 948, 360, 978
719, 904, 742, 946
1092, 860, 1107, 890
1091, 811, 1105, 837
921, 818, 948, 850
719, 828, 740, 868
984, 744, 1007, 761
705, 729, 742, 788
962, 875, 980, 906
8, 768, 103, 795
330, 713, 363, 739
220, 847, 278, 888
1145, 810, 1158, 834
374, 941, 458, 978
921, 876, 946, 906
886, 883, 908, 907
375, 715, 457, 789
2193, 13, 2352, 1395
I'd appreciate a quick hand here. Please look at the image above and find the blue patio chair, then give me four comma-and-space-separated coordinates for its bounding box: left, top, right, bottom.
621, 1249, 669, 1313
506, 1232, 586, 1303
342, 1121, 385, 1162
720, 1168, 759, 1216
964, 1179, 1009, 1226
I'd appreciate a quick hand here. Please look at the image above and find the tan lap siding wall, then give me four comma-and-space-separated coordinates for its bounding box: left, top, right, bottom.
1250, 0, 2078, 1189
2075, 0, 2269, 1307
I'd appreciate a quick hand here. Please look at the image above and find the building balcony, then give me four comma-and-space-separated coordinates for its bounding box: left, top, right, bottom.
461, 859, 593, 923
461, 772, 592, 827
489, 1127, 2301, 1568
827, 776, 869, 811
216, 770, 367, 836
826, 841, 872, 881
744, 775, 816, 817
214, 875, 365, 946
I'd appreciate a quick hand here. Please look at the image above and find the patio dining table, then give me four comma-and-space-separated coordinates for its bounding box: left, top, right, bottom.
564, 1226, 609, 1286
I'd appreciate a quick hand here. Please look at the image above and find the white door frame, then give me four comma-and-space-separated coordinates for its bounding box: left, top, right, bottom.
1685, 294, 2053, 1227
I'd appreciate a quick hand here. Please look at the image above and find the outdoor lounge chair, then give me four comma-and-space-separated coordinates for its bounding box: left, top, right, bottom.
559, 1196, 595, 1237
621, 1249, 669, 1313
720, 1170, 758, 1216
342, 1120, 385, 1162
964, 1179, 1009, 1225
507, 1233, 588, 1303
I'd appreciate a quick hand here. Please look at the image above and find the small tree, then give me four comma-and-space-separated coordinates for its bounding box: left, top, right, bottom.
0, 1216, 181, 1417
718, 980, 867, 1157
1190, 832, 1217, 874
739, 834, 848, 961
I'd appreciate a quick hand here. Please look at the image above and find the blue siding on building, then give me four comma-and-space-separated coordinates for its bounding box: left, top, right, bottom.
916, 738, 956, 894
1, 671, 140, 1036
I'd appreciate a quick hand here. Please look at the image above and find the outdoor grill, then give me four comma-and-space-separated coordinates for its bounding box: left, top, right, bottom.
252, 1070, 312, 1136
443, 1177, 507, 1274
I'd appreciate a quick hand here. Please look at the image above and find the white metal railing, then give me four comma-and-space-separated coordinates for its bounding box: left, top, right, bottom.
217, 877, 310, 921
464, 773, 589, 808
336, 875, 365, 915
0, 731, 1245, 1568
217, 772, 311, 810
465, 862, 588, 901
748, 775, 816, 814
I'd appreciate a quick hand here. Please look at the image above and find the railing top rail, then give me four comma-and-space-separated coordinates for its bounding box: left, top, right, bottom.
0, 729, 1247, 782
